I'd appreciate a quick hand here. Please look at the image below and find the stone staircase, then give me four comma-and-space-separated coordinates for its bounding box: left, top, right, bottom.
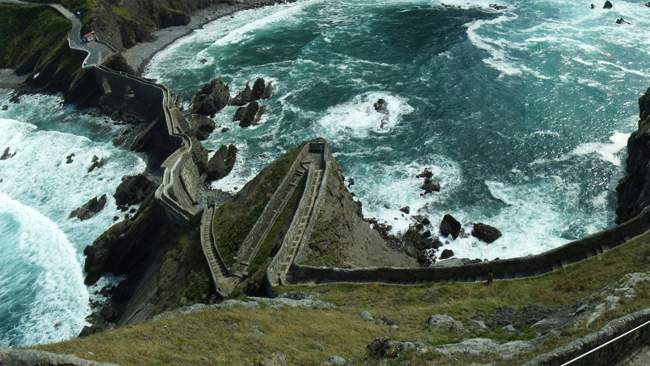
199, 204, 232, 297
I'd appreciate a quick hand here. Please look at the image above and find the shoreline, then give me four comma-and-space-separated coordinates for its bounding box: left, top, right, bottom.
123, 0, 289, 75
0, 69, 27, 90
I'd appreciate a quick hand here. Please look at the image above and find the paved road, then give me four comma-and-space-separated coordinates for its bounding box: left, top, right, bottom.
0, 0, 116, 66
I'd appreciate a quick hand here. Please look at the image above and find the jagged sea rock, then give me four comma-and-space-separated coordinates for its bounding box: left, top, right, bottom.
230, 82, 252, 106
420, 177, 440, 195
114, 174, 156, 206
1, 147, 15, 160
472, 223, 502, 243
603, 0, 613, 8
188, 114, 216, 140
234, 101, 266, 128
70, 194, 107, 220
88, 155, 104, 173
440, 214, 461, 239
206, 144, 237, 181
190, 137, 209, 173
191, 78, 230, 116
251, 78, 268, 100
439, 249, 454, 259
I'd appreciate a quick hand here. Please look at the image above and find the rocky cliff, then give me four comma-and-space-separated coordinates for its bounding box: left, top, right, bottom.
296, 156, 417, 268
616, 85, 650, 223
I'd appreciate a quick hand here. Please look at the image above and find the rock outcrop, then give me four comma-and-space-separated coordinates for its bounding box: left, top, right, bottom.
440, 214, 461, 239
231, 78, 273, 106
70, 194, 107, 220
403, 225, 442, 263
0, 347, 116, 366
206, 144, 237, 181
114, 174, 157, 206
103, 53, 136, 75
1, 147, 15, 160
472, 223, 502, 243
188, 114, 216, 140
603, 0, 613, 8
616, 85, 650, 223
234, 101, 266, 128
192, 78, 230, 116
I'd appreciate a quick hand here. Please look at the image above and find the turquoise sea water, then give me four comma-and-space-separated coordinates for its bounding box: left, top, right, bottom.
0, 92, 145, 346
146, 0, 650, 260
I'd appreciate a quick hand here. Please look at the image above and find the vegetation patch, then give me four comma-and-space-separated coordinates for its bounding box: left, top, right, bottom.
213, 146, 302, 267
0, 5, 70, 71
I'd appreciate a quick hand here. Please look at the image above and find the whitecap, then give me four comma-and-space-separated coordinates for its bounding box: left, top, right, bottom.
572, 131, 629, 166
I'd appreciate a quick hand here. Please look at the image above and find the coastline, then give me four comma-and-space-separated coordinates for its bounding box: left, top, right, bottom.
123, 0, 288, 74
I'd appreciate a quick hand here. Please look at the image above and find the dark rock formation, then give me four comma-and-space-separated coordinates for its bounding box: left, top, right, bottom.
400, 206, 410, 214
1, 147, 15, 160
70, 194, 107, 220
374, 98, 389, 128
230, 82, 252, 106
103, 53, 136, 75
603, 0, 613, 8
416, 168, 433, 179
421, 177, 440, 195
472, 223, 502, 243
616, 85, 650, 223
231, 78, 273, 106
234, 101, 266, 128
114, 174, 156, 206
439, 249, 454, 260
188, 114, 216, 140
440, 214, 461, 239
66, 153, 75, 164
403, 225, 442, 263
206, 144, 237, 181
191, 78, 230, 116
160, 7, 190, 28
190, 136, 209, 173
88, 155, 104, 173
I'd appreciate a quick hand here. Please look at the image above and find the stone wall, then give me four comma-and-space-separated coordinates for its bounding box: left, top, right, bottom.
284, 206, 650, 286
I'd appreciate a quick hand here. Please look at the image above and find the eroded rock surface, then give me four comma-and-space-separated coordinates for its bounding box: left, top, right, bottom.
70, 194, 107, 221
192, 78, 230, 116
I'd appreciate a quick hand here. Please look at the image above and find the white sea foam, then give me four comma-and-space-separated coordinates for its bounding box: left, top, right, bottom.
0, 194, 89, 346
572, 131, 629, 166
316, 92, 414, 139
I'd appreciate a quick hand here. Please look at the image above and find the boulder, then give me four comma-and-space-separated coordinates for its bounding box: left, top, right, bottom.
234, 101, 266, 128
88, 155, 104, 173
420, 177, 440, 195
400, 206, 410, 214
440, 214, 461, 239
251, 78, 268, 100
70, 194, 107, 220
189, 114, 216, 140
114, 174, 156, 206
206, 144, 237, 181
402, 225, 442, 262
472, 223, 502, 243
1, 147, 15, 160
255, 353, 287, 366
603, 0, 613, 8
230, 82, 252, 106
439, 249, 454, 259
374, 98, 388, 114
66, 153, 75, 164
191, 78, 230, 116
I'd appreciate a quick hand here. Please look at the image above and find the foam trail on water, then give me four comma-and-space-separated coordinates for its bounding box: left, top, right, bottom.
0, 194, 89, 346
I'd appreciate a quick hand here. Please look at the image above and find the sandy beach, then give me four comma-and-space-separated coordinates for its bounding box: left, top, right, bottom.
123, 0, 283, 74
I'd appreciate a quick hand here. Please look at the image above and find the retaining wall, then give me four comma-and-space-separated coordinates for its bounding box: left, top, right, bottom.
283, 200, 650, 286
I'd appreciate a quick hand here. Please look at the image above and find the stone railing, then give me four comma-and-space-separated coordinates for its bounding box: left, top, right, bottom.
267, 141, 330, 286
230, 143, 311, 277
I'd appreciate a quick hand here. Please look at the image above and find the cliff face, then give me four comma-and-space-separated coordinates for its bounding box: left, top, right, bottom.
616, 86, 650, 223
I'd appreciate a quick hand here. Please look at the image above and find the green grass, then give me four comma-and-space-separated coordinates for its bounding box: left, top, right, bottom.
213, 146, 302, 268
36, 230, 650, 365
0, 5, 70, 71
110, 4, 132, 20
247, 173, 307, 276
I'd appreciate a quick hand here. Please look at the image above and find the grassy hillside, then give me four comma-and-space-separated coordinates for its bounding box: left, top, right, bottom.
0, 5, 71, 72
36, 229, 650, 365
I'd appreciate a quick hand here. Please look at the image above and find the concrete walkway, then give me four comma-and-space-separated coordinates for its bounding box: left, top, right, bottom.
0, 0, 116, 67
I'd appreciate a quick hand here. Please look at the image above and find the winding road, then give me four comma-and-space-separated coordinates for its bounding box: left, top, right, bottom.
0, 0, 116, 66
